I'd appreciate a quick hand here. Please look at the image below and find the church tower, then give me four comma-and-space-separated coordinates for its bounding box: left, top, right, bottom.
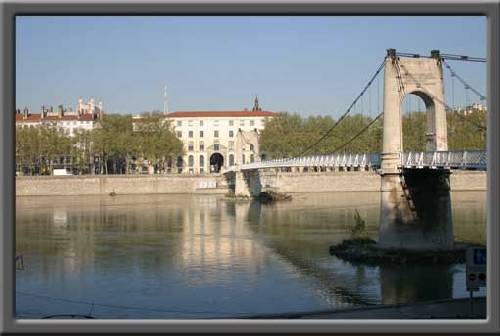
252, 95, 261, 111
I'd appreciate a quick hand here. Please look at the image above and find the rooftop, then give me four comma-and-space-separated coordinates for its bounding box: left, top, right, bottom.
15, 113, 97, 122
166, 110, 275, 118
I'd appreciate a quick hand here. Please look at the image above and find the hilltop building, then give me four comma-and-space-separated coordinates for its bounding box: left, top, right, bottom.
15, 97, 104, 136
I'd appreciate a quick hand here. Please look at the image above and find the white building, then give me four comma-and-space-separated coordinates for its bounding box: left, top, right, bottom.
167, 98, 275, 174
15, 97, 104, 136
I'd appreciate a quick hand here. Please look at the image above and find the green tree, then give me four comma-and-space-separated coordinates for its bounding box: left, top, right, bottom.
260, 112, 383, 159
133, 115, 184, 172
16, 126, 73, 175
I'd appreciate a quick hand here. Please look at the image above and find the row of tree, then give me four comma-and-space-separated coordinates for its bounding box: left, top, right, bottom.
16, 109, 486, 175
259, 109, 487, 159
16, 114, 184, 176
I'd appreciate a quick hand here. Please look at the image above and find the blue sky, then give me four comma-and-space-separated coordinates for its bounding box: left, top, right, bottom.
16, 16, 486, 116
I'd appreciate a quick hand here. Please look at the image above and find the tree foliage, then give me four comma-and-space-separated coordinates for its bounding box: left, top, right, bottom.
260, 112, 383, 158
16, 114, 183, 175
260, 109, 486, 159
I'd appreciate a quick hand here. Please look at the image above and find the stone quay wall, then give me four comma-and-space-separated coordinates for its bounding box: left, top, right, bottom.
16, 175, 231, 196
264, 170, 486, 193
16, 170, 486, 196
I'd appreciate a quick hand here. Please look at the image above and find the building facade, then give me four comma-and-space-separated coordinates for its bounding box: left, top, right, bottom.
167, 98, 275, 174
15, 97, 104, 136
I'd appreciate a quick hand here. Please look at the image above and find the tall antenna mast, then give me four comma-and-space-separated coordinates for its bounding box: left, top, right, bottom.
163, 84, 169, 115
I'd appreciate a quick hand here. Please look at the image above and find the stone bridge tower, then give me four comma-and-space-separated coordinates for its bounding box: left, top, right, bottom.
379, 49, 453, 250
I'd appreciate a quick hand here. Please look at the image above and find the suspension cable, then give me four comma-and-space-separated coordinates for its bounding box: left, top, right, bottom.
440, 53, 487, 63
395, 52, 486, 63
299, 57, 386, 156
330, 112, 383, 153
394, 57, 406, 150
443, 60, 486, 101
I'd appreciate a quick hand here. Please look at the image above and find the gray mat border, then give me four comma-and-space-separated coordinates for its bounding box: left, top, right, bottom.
1, 0, 499, 334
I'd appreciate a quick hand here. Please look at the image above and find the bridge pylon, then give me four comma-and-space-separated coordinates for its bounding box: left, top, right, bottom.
378, 49, 453, 251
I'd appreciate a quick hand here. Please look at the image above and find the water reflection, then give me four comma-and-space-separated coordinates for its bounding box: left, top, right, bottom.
16, 191, 486, 318
379, 264, 453, 305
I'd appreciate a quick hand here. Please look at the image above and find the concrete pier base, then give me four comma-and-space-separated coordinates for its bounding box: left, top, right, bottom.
234, 170, 262, 197
234, 171, 251, 197
378, 169, 453, 250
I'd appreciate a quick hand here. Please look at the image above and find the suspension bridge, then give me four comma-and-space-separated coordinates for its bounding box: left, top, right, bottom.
226, 49, 487, 251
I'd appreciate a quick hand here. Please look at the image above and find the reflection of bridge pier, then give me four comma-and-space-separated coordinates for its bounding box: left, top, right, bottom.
380, 263, 453, 305
244, 194, 455, 307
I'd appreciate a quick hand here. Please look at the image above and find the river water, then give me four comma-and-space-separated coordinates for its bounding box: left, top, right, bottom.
15, 191, 486, 319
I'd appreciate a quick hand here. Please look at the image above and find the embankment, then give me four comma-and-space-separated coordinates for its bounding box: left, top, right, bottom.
15, 170, 486, 196
16, 175, 230, 196
261, 170, 486, 193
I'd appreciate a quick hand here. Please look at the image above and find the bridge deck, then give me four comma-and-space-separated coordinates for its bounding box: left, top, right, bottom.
227, 151, 486, 172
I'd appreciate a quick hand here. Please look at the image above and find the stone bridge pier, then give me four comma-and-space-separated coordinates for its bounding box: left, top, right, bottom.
378, 169, 453, 250
378, 49, 453, 251
233, 170, 262, 197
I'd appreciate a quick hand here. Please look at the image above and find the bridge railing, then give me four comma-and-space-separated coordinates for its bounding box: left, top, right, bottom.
234, 150, 486, 171
239, 152, 381, 171
400, 150, 487, 170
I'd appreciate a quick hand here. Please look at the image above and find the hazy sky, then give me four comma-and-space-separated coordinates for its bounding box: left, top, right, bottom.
16, 16, 486, 116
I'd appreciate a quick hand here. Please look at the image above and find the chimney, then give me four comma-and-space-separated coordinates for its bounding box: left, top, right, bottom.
41, 105, 46, 119
58, 105, 64, 118
78, 97, 83, 115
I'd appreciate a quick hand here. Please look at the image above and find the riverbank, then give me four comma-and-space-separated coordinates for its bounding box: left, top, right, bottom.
15, 170, 486, 196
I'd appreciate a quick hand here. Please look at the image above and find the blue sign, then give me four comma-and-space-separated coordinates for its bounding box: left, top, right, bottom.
473, 248, 486, 265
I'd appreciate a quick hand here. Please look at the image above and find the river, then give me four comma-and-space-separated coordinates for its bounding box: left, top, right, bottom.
15, 191, 486, 318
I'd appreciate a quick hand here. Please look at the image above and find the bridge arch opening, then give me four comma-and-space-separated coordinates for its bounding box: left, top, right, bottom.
400, 91, 436, 152
210, 153, 224, 173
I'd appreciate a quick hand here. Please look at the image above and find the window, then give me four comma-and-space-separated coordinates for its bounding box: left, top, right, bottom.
177, 120, 182, 127
200, 142, 204, 151
250, 120, 255, 126
176, 131, 182, 138
200, 155, 204, 168
200, 131, 204, 138
214, 144, 220, 151
229, 120, 234, 126
240, 120, 245, 126
250, 154, 255, 163
214, 130, 219, 138
176, 156, 183, 167
188, 155, 194, 167
199, 120, 204, 126
229, 154, 235, 166
188, 142, 194, 151
250, 144, 254, 151
200, 167, 204, 174
228, 141, 234, 150
188, 130, 193, 138
229, 130, 234, 138
188, 120, 193, 127
242, 154, 246, 164
214, 120, 219, 127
